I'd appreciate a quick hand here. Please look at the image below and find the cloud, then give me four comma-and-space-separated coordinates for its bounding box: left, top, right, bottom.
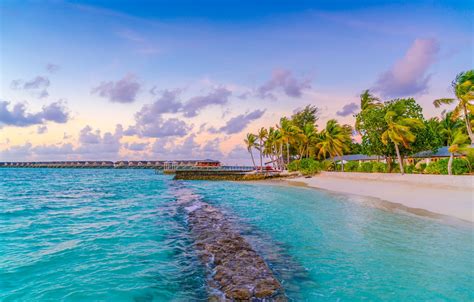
151, 135, 223, 160
0, 100, 69, 127
46, 63, 60, 73
37, 125, 48, 134
125, 142, 149, 151
210, 109, 265, 134
0, 124, 126, 161
223, 145, 253, 166
75, 124, 123, 156
182, 87, 231, 117
373, 38, 440, 98
126, 98, 191, 138
91, 74, 140, 103
10, 76, 50, 99
149, 89, 183, 114
336, 102, 359, 117
257, 69, 311, 99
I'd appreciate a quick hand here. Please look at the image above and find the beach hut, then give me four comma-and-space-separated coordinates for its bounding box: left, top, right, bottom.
408, 146, 462, 165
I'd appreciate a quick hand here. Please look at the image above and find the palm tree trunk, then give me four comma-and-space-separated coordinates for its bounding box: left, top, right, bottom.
462, 105, 474, 144
280, 143, 284, 170
286, 142, 290, 166
394, 143, 404, 174
259, 141, 263, 172
249, 150, 256, 170
448, 152, 454, 175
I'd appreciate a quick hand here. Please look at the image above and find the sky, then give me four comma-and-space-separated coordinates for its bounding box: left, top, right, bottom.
0, 0, 472, 164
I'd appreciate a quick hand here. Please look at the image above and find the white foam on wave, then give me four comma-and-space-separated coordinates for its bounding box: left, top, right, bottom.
185, 202, 204, 213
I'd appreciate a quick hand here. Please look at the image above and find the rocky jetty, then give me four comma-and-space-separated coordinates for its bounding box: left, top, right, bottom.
187, 203, 286, 301
174, 170, 280, 181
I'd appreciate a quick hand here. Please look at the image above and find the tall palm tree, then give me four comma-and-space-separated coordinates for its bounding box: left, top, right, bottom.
447, 129, 469, 175
257, 127, 268, 172
244, 133, 257, 169
278, 117, 300, 168
264, 127, 278, 170
381, 111, 424, 174
316, 119, 351, 171
298, 123, 318, 159
356, 89, 382, 132
433, 70, 474, 144
360, 89, 381, 111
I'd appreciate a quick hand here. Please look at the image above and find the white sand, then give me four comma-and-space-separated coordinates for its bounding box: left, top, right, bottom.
287, 172, 474, 222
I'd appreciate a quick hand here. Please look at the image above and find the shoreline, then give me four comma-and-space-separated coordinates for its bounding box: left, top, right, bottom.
268, 172, 474, 223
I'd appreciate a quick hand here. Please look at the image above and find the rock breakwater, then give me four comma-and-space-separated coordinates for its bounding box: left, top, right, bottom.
187, 203, 286, 301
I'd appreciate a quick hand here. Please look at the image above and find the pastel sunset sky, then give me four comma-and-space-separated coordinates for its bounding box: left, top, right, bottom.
0, 0, 472, 163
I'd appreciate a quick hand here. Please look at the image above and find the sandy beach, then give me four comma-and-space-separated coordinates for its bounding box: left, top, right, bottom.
286, 172, 474, 223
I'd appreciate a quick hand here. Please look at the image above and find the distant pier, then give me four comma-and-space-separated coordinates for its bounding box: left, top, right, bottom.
0, 160, 219, 169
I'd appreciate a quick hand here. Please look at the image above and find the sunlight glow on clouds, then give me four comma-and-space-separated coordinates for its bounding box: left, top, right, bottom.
373, 38, 440, 98
0, 1, 472, 162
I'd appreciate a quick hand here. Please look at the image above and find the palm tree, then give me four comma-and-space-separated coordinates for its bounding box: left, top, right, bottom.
447, 129, 469, 175
360, 89, 381, 111
264, 127, 278, 170
257, 127, 268, 172
278, 117, 300, 168
316, 119, 351, 171
381, 111, 424, 174
438, 111, 464, 145
356, 89, 381, 132
244, 133, 257, 169
433, 70, 474, 144
298, 123, 318, 159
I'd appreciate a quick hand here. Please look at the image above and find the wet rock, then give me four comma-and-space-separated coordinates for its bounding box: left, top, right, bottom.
187, 203, 286, 301
226, 287, 251, 300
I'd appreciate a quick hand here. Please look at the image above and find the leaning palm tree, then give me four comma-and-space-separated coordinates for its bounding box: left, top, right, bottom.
244, 133, 257, 169
316, 119, 351, 171
257, 127, 268, 172
447, 129, 469, 175
356, 89, 382, 132
360, 89, 381, 111
433, 70, 474, 144
381, 111, 424, 174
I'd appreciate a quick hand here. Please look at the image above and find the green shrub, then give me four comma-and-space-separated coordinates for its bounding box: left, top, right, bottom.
404, 165, 415, 174
414, 162, 427, 174
287, 160, 300, 172
452, 158, 470, 175
371, 162, 387, 173
391, 164, 400, 173
345, 161, 359, 172
465, 149, 474, 172
321, 160, 334, 171
299, 158, 321, 175
358, 162, 373, 173
288, 158, 321, 175
425, 159, 448, 175
424, 158, 470, 175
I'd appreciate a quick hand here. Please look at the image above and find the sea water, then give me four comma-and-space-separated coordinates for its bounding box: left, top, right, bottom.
1, 168, 473, 301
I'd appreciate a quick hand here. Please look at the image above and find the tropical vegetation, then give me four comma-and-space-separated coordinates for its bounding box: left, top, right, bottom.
244, 70, 474, 175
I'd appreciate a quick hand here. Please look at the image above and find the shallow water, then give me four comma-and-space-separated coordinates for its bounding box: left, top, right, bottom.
1, 168, 473, 301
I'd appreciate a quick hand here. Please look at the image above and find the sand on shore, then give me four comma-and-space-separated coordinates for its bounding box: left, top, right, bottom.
286, 172, 474, 223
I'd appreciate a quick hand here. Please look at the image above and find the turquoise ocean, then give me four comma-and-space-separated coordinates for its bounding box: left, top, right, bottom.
1, 168, 473, 301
